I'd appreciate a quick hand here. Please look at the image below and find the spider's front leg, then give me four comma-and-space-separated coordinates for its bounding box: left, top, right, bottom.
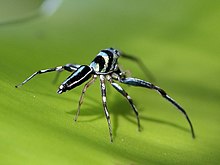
15, 64, 81, 88
100, 75, 113, 142
119, 77, 195, 138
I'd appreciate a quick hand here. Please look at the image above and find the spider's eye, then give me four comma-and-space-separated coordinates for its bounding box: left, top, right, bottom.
114, 49, 120, 56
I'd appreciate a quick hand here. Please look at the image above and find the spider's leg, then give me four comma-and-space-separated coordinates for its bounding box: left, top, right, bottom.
74, 75, 97, 122
100, 75, 113, 142
119, 77, 195, 138
120, 52, 155, 82
109, 80, 141, 131
53, 64, 81, 83
15, 64, 81, 88
63, 64, 81, 72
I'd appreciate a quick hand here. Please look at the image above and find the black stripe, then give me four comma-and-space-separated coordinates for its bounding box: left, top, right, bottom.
101, 49, 113, 57
93, 56, 105, 71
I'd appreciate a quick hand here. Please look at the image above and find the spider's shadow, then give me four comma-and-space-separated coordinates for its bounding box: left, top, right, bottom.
66, 94, 191, 138
18, 83, 191, 138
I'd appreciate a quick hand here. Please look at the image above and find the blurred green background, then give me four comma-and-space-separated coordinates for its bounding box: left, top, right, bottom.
0, 0, 220, 164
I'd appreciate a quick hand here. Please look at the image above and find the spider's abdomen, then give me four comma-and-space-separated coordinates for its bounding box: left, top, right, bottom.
57, 65, 93, 94
89, 48, 119, 73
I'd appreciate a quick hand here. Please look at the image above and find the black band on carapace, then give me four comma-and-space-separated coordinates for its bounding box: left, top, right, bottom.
92, 56, 105, 71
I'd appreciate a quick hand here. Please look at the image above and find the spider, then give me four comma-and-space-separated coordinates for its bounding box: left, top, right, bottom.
15, 48, 195, 142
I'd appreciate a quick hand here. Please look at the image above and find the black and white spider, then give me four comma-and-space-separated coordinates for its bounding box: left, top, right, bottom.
15, 48, 195, 142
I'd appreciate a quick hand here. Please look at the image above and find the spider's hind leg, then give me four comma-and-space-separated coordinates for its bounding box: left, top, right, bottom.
119, 77, 195, 138
53, 64, 81, 84
74, 75, 97, 122
15, 64, 81, 88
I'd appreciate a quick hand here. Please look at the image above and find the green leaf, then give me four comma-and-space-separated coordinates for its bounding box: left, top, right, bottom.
0, 0, 220, 164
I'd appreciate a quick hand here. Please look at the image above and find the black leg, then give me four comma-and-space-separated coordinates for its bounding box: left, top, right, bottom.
74, 75, 97, 122
119, 77, 195, 138
120, 52, 155, 82
100, 75, 113, 142
110, 80, 141, 131
15, 64, 81, 88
